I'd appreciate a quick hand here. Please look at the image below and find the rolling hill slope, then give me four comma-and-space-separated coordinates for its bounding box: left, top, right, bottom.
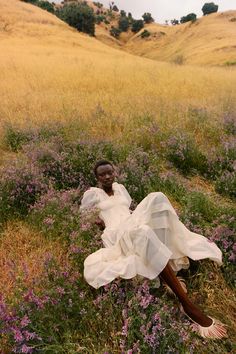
123, 11, 236, 66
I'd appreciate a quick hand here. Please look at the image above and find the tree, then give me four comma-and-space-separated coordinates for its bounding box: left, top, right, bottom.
22, 0, 38, 3
180, 13, 197, 23
142, 12, 154, 24
37, 1, 54, 13
22, 0, 55, 14
96, 15, 106, 24
93, 2, 103, 9
120, 10, 126, 17
56, 3, 95, 36
118, 16, 129, 32
202, 2, 218, 16
112, 5, 119, 12
131, 19, 144, 33
110, 26, 121, 38
171, 19, 179, 26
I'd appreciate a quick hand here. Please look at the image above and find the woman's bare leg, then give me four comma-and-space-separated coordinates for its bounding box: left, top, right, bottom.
160, 263, 212, 327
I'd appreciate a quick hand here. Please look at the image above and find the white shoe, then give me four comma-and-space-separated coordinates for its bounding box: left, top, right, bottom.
180, 306, 228, 339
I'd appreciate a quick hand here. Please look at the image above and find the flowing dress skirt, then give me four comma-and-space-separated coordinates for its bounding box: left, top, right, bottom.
84, 192, 222, 289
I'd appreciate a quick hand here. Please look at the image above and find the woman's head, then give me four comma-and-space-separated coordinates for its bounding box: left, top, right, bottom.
94, 160, 115, 188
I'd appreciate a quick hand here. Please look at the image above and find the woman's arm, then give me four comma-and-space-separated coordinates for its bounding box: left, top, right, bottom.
95, 217, 105, 231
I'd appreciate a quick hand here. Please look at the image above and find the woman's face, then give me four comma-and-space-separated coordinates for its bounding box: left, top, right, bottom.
96, 164, 115, 189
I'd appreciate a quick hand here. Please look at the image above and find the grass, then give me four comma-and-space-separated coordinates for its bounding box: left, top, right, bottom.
0, 1, 235, 353
0, 1, 236, 149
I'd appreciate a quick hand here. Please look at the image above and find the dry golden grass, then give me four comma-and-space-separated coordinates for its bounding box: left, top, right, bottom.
0, 1, 236, 150
124, 11, 236, 66
0, 221, 68, 300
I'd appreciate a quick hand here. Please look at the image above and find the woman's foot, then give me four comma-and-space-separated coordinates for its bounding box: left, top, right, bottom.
181, 302, 212, 327
160, 263, 227, 339
180, 303, 227, 339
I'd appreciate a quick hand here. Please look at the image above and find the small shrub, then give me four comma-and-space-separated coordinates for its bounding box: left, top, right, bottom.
24, 139, 83, 190
215, 171, 236, 199
166, 133, 207, 175
4, 125, 33, 152
155, 172, 187, 206
3, 124, 64, 152
171, 19, 179, 25
118, 148, 158, 203
208, 210, 236, 285
181, 192, 218, 227
140, 29, 151, 38
224, 60, 236, 66
223, 113, 236, 135
131, 19, 144, 33
93, 1, 103, 9
29, 188, 83, 241
96, 14, 106, 24
0, 163, 48, 224
180, 13, 197, 23
207, 137, 236, 179
172, 54, 185, 65
110, 26, 121, 38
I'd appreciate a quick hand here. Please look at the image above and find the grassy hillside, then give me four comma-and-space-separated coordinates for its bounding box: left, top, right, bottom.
0, 1, 236, 353
124, 11, 236, 66
1, 1, 236, 144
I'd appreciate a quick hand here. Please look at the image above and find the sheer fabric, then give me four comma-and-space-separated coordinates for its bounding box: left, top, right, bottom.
80, 182, 222, 289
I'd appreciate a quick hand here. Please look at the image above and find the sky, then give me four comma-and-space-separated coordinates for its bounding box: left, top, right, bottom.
52, 1, 236, 24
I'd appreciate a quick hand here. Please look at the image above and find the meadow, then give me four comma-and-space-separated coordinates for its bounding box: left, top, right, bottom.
0, 1, 236, 353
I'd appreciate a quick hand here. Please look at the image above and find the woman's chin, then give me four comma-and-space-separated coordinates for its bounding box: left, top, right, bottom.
103, 182, 113, 188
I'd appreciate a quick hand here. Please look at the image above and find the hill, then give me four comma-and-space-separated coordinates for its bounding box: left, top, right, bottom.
1, 0, 236, 141
123, 11, 236, 66
14, 1, 236, 66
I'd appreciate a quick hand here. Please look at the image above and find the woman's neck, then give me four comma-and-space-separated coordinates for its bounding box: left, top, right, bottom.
102, 185, 114, 196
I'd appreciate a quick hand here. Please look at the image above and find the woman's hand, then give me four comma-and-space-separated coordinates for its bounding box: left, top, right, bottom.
95, 217, 105, 231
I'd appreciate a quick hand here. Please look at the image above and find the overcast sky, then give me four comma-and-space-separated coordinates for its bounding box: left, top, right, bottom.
53, 1, 236, 24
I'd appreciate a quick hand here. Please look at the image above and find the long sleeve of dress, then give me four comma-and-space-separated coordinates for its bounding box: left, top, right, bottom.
80, 189, 99, 211
119, 184, 132, 207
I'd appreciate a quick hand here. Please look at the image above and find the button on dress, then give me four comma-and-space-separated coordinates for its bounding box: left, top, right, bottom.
80, 182, 222, 289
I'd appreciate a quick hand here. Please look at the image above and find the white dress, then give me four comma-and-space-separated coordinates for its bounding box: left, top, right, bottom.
80, 182, 222, 289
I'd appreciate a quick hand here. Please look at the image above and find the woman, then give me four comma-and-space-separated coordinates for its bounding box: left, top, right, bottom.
80, 160, 227, 339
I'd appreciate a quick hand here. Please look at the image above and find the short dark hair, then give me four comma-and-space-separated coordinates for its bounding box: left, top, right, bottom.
94, 160, 113, 177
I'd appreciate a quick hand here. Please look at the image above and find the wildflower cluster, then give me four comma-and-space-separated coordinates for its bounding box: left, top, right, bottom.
29, 188, 83, 241
0, 162, 48, 225
166, 132, 207, 175
207, 136, 236, 198
99, 279, 197, 353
